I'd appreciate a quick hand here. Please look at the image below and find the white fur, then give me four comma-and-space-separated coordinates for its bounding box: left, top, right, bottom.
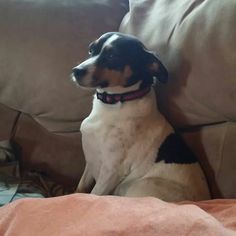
77, 85, 210, 201
102, 34, 120, 49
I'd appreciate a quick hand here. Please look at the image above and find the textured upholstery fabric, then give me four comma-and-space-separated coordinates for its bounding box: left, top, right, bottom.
0, 0, 128, 132
183, 122, 236, 198
120, 0, 236, 198
14, 113, 85, 186
0, 0, 128, 189
120, 0, 236, 127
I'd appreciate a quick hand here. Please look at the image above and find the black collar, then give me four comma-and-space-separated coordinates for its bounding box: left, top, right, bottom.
96, 86, 151, 104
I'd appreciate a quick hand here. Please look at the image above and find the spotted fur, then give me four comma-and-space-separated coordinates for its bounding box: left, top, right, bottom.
72, 32, 210, 201
72, 32, 168, 89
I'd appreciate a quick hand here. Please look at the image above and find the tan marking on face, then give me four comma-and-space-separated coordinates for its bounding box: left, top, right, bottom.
93, 65, 134, 87
123, 65, 133, 82
93, 67, 122, 86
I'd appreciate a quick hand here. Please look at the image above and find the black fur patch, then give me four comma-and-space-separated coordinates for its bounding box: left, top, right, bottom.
89, 32, 162, 88
156, 133, 198, 164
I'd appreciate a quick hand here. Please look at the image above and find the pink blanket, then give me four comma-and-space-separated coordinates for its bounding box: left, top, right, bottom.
0, 194, 235, 236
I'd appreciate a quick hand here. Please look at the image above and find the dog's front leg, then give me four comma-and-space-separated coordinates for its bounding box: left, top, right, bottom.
76, 164, 95, 193
91, 168, 121, 195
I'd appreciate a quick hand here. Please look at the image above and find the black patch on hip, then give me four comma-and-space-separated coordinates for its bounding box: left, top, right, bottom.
156, 133, 198, 164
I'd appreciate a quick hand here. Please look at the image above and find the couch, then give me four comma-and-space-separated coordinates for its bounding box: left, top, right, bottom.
0, 0, 128, 192
0, 0, 235, 235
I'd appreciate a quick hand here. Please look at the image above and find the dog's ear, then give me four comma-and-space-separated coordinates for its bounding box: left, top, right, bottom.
144, 50, 168, 83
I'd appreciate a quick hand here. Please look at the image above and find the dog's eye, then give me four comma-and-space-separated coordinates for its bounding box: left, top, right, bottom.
89, 49, 98, 57
88, 42, 96, 56
88, 48, 93, 55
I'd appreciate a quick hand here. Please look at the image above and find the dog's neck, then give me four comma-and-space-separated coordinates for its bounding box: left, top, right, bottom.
91, 81, 161, 121
96, 82, 152, 105
97, 81, 142, 95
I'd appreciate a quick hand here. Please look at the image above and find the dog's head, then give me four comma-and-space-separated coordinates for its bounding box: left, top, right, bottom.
72, 32, 168, 89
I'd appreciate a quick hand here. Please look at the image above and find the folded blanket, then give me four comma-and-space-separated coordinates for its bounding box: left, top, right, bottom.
0, 194, 235, 236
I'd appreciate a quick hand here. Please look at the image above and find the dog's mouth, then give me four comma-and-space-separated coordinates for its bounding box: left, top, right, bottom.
71, 73, 106, 89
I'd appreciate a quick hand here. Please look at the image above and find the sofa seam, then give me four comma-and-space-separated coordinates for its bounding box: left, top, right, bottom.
216, 123, 229, 179
10, 112, 21, 141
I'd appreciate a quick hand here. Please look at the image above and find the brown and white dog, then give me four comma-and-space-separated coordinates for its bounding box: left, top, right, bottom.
72, 32, 210, 201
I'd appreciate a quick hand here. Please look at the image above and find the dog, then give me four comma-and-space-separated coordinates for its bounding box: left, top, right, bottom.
72, 32, 210, 201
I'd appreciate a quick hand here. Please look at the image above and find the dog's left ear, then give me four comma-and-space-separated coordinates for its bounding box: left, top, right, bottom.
144, 50, 168, 83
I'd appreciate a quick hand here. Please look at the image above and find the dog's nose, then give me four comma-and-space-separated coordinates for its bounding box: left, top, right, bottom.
72, 67, 87, 79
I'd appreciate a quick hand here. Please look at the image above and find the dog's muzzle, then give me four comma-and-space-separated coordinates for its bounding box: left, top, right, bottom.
72, 67, 87, 80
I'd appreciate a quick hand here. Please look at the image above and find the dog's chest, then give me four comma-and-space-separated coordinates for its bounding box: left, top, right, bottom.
80, 100, 172, 180
81, 115, 144, 178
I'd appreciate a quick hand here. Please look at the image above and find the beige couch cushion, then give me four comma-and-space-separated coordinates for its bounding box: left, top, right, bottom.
182, 122, 236, 198
0, 0, 128, 132
120, 0, 236, 198
0, 103, 20, 140
120, 0, 236, 127
14, 114, 85, 186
